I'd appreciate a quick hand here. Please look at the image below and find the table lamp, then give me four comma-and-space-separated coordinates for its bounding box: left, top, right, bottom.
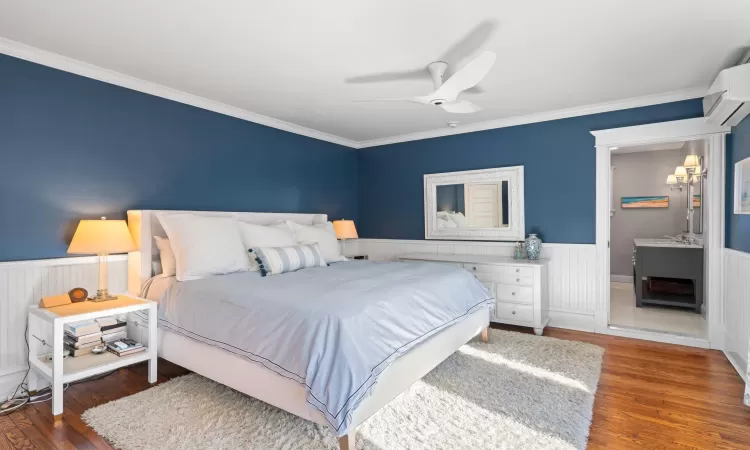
67, 217, 137, 302
332, 220, 358, 256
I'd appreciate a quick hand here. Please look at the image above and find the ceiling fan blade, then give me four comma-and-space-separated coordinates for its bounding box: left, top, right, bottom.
463, 86, 485, 95
345, 68, 427, 84
440, 100, 482, 114
439, 20, 498, 74
434, 51, 496, 100
354, 96, 431, 105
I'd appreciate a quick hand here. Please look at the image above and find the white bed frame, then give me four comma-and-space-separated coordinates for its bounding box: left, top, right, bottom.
126, 210, 489, 449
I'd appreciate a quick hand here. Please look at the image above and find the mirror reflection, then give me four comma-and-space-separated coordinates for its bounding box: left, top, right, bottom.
435, 181, 510, 229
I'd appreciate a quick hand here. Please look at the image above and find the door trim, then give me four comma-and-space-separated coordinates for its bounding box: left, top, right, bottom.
591, 118, 730, 349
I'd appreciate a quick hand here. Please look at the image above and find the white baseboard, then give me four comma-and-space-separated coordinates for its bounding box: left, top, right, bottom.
724, 350, 748, 383
548, 310, 596, 332
610, 275, 633, 284
0, 366, 26, 401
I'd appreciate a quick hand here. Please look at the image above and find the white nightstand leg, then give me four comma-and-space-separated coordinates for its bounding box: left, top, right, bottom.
27, 315, 39, 393
52, 320, 64, 417
148, 303, 158, 384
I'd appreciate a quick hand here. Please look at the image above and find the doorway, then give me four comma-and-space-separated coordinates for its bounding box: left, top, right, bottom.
608, 140, 707, 338
592, 118, 730, 348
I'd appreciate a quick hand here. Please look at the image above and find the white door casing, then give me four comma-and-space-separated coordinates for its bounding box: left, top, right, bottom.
591, 117, 730, 349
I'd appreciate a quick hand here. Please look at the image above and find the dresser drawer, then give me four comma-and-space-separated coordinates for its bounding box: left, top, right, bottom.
464, 264, 534, 286
495, 284, 533, 304
494, 302, 533, 323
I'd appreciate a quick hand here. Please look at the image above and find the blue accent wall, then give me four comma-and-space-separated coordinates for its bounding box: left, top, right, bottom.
0, 55, 357, 261
358, 99, 704, 243
726, 116, 750, 254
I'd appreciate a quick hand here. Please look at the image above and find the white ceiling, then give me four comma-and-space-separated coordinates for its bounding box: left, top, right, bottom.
1, 0, 748, 147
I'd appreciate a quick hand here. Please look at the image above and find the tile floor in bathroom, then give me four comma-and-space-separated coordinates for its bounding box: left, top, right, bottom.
609, 281, 707, 338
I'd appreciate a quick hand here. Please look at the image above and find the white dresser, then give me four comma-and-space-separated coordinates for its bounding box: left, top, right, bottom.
398, 253, 549, 335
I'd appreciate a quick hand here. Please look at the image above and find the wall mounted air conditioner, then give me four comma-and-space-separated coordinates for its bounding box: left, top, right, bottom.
703, 63, 750, 127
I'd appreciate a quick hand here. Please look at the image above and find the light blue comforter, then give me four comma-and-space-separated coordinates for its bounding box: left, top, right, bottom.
153, 260, 492, 435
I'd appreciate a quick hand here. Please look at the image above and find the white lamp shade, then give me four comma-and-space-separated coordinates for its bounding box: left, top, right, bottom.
674, 166, 688, 178
683, 154, 700, 168
332, 220, 358, 240
666, 174, 678, 185
67, 218, 137, 255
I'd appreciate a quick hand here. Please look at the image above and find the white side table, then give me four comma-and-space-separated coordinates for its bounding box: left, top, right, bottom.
27, 295, 157, 419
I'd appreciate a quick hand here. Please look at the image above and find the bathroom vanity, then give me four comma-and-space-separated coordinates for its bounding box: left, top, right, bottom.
633, 238, 703, 313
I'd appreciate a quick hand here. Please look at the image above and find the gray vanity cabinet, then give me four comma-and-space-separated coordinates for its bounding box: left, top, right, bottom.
634, 246, 704, 313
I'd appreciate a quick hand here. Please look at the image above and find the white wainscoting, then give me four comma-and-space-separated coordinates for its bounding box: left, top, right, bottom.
0, 255, 127, 400
724, 248, 750, 383
349, 239, 598, 331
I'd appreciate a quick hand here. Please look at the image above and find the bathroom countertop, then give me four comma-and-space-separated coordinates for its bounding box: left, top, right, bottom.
633, 238, 703, 249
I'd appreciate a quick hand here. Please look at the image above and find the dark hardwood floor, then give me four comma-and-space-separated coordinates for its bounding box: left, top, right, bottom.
1, 326, 749, 449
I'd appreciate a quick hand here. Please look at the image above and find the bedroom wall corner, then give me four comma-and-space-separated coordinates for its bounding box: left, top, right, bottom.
0, 54, 357, 262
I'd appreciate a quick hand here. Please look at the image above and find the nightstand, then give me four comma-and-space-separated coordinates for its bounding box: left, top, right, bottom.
349, 255, 368, 260
27, 295, 157, 419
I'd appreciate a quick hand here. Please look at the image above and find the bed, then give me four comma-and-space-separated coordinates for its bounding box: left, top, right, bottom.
126, 210, 492, 449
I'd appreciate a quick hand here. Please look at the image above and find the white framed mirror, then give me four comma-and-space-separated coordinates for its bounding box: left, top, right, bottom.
424, 166, 525, 241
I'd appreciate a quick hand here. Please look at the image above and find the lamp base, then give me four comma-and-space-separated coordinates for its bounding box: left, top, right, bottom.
89, 289, 118, 302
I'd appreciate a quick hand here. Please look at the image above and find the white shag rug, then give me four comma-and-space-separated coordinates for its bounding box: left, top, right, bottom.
83, 329, 604, 450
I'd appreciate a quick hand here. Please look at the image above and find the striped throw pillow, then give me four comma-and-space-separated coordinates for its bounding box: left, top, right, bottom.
250, 244, 328, 277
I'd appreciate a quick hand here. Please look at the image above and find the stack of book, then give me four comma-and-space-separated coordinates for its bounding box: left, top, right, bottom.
63, 317, 129, 357
106, 338, 145, 357
97, 317, 127, 344
64, 321, 103, 357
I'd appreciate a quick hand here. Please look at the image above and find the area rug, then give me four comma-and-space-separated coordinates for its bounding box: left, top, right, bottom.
83, 329, 604, 450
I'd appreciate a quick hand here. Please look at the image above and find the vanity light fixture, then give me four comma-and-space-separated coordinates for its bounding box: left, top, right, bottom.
665, 154, 707, 234
674, 166, 688, 181
683, 154, 700, 168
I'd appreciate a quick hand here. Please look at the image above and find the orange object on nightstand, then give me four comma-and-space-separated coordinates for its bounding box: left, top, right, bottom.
39, 294, 72, 308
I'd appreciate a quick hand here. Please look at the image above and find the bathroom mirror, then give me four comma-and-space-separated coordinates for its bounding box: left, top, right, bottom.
424, 166, 525, 241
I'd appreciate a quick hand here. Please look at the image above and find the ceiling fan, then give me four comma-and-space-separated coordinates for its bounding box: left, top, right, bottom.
356, 51, 496, 113
348, 20, 498, 114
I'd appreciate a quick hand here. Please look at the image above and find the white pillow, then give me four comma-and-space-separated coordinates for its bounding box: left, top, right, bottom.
448, 212, 469, 227
236, 221, 299, 271
154, 236, 176, 277
286, 221, 346, 263
437, 217, 456, 228
158, 213, 250, 281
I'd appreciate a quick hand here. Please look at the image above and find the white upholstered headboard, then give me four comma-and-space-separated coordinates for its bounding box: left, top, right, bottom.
126, 210, 328, 295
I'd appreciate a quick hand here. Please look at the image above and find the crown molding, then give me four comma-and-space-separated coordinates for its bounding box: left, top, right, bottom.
356, 87, 708, 148
0, 38, 361, 149
0, 38, 710, 151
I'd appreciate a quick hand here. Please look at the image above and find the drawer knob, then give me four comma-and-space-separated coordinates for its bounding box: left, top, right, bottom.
512, 292, 516, 296
516, 268, 520, 273
472, 266, 477, 271
512, 311, 516, 315
516, 278, 520, 282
